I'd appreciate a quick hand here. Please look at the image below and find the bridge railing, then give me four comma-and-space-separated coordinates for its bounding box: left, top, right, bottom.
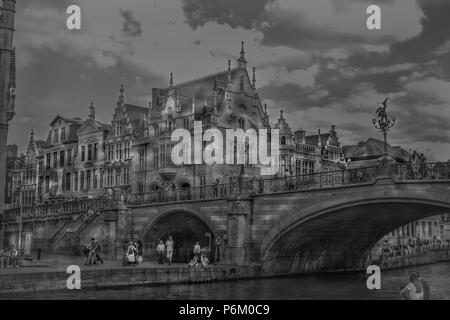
4, 162, 448, 213
125, 183, 235, 206
251, 166, 379, 194
395, 162, 450, 181
2, 198, 97, 222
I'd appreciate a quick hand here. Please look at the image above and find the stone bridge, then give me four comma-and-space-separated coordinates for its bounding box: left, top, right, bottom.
4, 162, 450, 275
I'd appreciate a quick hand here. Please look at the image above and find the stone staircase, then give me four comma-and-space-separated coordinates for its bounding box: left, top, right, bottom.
49, 196, 109, 254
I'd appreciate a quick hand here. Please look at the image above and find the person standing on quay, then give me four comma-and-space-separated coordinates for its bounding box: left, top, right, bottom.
94, 240, 103, 264
156, 240, 165, 264
193, 241, 201, 262
166, 236, 174, 265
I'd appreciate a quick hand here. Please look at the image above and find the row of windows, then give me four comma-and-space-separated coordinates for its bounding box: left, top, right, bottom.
106, 141, 131, 162
151, 117, 197, 137
45, 149, 73, 169
104, 167, 131, 187
81, 143, 99, 162
42, 168, 132, 194
390, 221, 440, 237
281, 157, 315, 176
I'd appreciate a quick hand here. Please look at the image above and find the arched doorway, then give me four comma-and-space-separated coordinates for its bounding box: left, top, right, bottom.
178, 181, 191, 200
143, 211, 215, 263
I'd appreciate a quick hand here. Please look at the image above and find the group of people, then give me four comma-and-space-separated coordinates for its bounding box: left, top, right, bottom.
156, 236, 174, 265
188, 241, 209, 270
0, 244, 20, 268
380, 239, 450, 261
123, 240, 144, 266
83, 238, 104, 266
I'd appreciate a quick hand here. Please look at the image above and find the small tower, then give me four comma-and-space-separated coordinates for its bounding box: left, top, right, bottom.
237, 41, 247, 69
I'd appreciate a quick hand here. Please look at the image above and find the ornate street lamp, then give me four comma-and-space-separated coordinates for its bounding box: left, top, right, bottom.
372, 97, 396, 156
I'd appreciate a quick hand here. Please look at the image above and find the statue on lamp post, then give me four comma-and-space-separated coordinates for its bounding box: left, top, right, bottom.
372, 97, 396, 156
373, 97, 397, 176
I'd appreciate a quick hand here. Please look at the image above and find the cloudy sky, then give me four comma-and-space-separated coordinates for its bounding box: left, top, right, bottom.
9, 0, 450, 161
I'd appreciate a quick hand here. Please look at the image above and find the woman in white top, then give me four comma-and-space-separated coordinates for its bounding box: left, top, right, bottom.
400, 272, 425, 300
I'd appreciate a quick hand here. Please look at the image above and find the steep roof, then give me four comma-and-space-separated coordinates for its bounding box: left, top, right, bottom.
151, 67, 251, 115
49, 115, 83, 126
343, 138, 410, 162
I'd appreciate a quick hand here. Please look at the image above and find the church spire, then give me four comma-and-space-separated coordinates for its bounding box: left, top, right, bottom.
237, 41, 247, 69
169, 72, 174, 88
30, 129, 35, 142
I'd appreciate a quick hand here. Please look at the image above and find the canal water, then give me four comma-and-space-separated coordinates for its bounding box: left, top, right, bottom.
3, 263, 450, 300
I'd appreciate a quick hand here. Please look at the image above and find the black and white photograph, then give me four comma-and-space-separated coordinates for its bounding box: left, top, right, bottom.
0, 0, 450, 305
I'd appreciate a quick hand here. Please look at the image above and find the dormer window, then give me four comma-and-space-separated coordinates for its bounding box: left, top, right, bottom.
115, 120, 123, 136
281, 136, 286, 145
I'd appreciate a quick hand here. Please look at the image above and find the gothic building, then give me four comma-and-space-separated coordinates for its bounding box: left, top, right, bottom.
132, 42, 268, 195
5, 42, 346, 203
10, 131, 45, 206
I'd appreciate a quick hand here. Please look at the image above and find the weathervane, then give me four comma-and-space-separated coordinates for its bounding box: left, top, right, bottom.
372, 97, 396, 156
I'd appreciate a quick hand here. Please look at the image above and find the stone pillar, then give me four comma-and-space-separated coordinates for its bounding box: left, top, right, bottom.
101, 200, 130, 260
226, 198, 249, 265
377, 155, 397, 178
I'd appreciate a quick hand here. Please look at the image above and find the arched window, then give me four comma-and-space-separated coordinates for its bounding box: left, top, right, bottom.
281, 136, 286, 145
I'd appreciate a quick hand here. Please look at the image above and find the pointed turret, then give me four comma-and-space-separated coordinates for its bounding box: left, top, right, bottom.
89, 102, 96, 120
237, 41, 247, 69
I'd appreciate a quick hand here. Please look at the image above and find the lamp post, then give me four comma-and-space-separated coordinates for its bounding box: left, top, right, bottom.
372, 97, 396, 156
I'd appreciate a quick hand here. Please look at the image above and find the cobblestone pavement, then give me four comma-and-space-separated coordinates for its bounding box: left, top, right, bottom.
0, 253, 188, 274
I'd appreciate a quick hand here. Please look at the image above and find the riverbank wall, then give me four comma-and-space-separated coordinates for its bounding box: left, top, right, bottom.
0, 264, 262, 294
1, 249, 449, 294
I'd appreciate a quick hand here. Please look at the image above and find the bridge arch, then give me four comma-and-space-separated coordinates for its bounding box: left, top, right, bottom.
261, 181, 450, 274
141, 208, 218, 263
